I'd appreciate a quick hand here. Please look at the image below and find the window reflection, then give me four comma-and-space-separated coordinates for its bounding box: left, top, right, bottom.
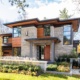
13, 27, 21, 37
63, 25, 72, 45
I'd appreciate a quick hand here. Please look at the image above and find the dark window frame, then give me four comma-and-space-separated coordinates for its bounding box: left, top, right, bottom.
3, 36, 9, 43
63, 25, 72, 45
44, 24, 50, 36
13, 26, 21, 37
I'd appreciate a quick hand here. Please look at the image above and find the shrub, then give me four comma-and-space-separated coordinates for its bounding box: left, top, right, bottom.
3, 65, 9, 69
20, 70, 26, 74
57, 62, 70, 67
12, 69, 18, 73
47, 64, 57, 71
18, 65, 24, 70
8, 69, 12, 73
2, 68, 8, 73
57, 65, 70, 72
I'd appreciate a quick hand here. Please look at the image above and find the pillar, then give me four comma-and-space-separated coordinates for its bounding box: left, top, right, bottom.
50, 42, 55, 62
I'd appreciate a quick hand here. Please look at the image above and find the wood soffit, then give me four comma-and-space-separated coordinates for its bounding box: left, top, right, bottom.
4, 18, 79, 32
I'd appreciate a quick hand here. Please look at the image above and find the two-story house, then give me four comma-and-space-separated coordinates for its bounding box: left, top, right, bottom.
0, 18, 79, 62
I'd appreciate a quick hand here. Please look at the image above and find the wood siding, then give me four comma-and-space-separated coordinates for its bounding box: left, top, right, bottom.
3, 49, 12, 56
44, 45, 50, 60
12, 37, 21, 47
8, 38, 12, 43
37, 28, 50, 38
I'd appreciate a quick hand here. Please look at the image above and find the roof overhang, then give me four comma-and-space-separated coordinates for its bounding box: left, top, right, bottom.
0, 33, 12, 37
4, 18, 80, 32
25, 37, 61, 43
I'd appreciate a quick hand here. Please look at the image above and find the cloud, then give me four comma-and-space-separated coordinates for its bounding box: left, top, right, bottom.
25, 0, 79, 20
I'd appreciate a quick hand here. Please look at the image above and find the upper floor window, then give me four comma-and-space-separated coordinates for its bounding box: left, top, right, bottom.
63, 25, 72, 45
3, 37, 9, 43
44, 25, 50, 36
13, 27, 21, 37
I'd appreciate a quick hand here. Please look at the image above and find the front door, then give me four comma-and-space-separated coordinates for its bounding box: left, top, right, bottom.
37, 45, 50, 60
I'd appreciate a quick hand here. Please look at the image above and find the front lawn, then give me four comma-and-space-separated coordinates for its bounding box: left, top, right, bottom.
0, 72, 80, 80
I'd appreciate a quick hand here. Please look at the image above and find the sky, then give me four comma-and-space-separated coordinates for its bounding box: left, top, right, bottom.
0, 0, 79, 22
0, 0, 80, 40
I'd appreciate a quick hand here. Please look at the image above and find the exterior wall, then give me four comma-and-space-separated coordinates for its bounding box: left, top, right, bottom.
37, 25, 54, 38
12, 38, 21, 47
21, 26, 37, 57
3, 49, 12, 56
54, 27, 73, 58
50, 26, 54, 37
8, 38, 12, 43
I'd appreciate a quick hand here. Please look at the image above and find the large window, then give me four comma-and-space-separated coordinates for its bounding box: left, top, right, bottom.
3, 37, 9, 43
44, 25, 50, 36
63, 25, 72, 45
13, 27, 21, 37
13, 47, 21, 56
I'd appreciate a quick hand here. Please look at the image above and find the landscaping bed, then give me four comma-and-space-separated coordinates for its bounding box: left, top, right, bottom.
47, 62, 70, 72
0, 63, 43, 76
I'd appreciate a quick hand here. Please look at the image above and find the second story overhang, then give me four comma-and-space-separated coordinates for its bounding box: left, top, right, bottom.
4, 18, 80, 32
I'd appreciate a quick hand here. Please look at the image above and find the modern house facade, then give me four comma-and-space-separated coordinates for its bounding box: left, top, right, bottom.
0, 18, 79, 62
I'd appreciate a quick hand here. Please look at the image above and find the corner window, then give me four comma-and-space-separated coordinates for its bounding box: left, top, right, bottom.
3, 37, 9, 43
44, 25, 50, 36
63, 25, 72, 45
13, 27, 21, 37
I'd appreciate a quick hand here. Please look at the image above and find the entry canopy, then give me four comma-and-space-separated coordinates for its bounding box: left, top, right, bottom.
25, 37, 61, 43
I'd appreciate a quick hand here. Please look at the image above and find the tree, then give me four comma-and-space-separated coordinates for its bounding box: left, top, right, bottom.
8, 0, 29, 19
59, 8, 72, 19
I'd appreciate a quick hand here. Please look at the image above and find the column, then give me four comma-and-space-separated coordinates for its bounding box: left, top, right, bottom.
30, 42, 33, 57
50, 42, 55, 62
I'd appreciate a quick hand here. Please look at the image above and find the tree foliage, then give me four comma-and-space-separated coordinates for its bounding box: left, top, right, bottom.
59, 8, 72, 19
9, 0, 29, 19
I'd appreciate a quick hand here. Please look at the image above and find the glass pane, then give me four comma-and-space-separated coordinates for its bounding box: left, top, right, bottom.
13, 34, 18, 37
64, 32, 71, 36
3, 40, 7, 43
44, 27, 50, 36
64, 25, 71, 31
63, 36, 71, 45
14, 28, 18, 33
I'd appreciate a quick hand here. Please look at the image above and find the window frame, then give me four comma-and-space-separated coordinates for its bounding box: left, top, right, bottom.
44, 24, 50, 36
13, 26, 21, 37
63, 25, 72, 45
3, 36, 9, 43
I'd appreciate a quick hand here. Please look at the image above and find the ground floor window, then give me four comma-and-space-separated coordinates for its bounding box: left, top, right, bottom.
13, 47, 21, 56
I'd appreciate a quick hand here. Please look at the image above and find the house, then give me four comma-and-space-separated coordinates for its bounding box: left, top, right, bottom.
0, 18, 79, 62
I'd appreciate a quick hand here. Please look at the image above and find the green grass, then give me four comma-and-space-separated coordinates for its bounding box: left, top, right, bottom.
0, 72, 80, 80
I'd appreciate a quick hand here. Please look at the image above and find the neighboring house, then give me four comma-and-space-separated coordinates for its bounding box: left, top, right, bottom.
0, 18, 79, 62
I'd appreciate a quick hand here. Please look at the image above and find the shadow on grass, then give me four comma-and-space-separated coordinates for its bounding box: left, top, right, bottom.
0, 78, 14, 80
72, 75, 80, 79
40, 73, 68, 79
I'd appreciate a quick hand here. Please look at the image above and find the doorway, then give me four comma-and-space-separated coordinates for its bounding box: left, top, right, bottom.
37, 45, 44, 60
37, 45, 50, 60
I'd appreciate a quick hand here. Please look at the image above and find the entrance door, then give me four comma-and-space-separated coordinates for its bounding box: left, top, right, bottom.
37, 45, 44, 60
37, 45, 50, 60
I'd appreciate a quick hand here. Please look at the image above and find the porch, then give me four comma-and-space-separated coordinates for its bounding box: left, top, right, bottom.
25, 37, 60, 62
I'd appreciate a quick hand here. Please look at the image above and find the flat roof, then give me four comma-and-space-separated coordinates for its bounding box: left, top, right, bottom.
4, 18, 80, 32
